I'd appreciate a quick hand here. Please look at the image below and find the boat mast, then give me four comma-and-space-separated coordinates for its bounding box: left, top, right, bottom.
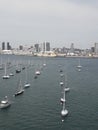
63, 100, 65, 111
4, 63, 7, 76
25, 67, 27, 83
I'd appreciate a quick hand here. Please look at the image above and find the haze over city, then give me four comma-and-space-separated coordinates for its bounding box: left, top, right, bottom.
0, 0, 98, 49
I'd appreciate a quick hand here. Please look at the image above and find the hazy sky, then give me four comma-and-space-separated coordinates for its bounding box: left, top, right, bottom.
0, 0, 98, 49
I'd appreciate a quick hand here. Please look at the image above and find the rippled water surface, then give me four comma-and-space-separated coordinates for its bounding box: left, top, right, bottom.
0, 55, 98, 130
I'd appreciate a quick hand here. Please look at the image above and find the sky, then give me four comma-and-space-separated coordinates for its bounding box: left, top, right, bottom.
0, 0, 98, 49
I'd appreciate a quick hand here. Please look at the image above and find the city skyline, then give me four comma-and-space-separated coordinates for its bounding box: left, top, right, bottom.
0, 41, 97, 50
0, 0, 98, 49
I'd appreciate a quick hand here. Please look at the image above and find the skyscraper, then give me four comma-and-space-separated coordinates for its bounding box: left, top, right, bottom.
7, 42, 11, 50
46, 42, 50, 51
41, 42, 50, 52
2, 42, 5, 50
34, 44, 39, 52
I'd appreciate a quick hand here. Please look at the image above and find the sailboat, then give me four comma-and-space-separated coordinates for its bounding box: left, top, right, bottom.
76, 59, 82, 68
0, 96, 11, 109
60, 89, 66, 103
64, 87, 70, 92
61, 80, 68, 116
16, 62, 21, 73
60, 81, 64, 86
35, 64, 41, 75
64, 74, 70, 92
43, 56, 46, 67
60, 73, 64, 77
60, 79, 66, 103
9, 73, 14, 76
24, 67, 30, 88
2, 63, 10, 79
35, 70, 41, 75
14, 80, 24, 96
60, 73, 64, 85
61, 73, 70, 103
43, 63, 46, 67
61, 101, 68, 117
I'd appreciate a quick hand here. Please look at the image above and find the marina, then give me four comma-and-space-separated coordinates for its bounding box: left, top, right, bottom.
0, 54, 98, 130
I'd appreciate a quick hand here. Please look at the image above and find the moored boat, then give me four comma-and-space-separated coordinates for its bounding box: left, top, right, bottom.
0, 96, 11, 109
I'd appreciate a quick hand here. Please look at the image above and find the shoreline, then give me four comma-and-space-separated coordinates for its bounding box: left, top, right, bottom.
0, 53, 98, 58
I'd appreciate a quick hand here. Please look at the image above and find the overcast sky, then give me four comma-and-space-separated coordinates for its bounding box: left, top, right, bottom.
0, 0, 98, 49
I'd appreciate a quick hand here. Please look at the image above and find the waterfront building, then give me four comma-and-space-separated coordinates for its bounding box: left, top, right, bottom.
67, 43, 75, 56
46, 42, 50, 51
19, 45, 23, 50
94, 43, 98, 55
34, 44, 40, 52
91, 47, 95, 56
42, 42, 45, 52
70, 43, 74, 53
41, 42, 50, 52
2, 42, 5, 50
7, 42, 11, 50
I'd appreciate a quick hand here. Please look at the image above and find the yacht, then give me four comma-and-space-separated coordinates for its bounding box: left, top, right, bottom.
16, 62, 21, 73
43, 63, 46, 67
76, 59, 82, 68
60, 81, 64, 86
0, 96, 11, 109
60, 73, 64, 77
64, 74, 70, 92
61, 98, 68, 116
24, 67, 30, 88
61, 89, 66, 103
61, 108, 68, 117
35, 70, 41, 75
2, 63, 10, 79
16, 69, 21, 73
24, 83, 30, 88
9, 73, 14, 76
64, 87, 70, 92
14, 80, 24, 96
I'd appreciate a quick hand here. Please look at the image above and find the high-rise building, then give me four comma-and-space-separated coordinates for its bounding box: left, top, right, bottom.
70, 43, 74, 53
41, 42, 50, 52
7, 42, 11, 50
46, 42, 50, 51
34, 44, 39, 52
43, 42, 46, 52
94, 43, 98, 55
91, 47, 95, 53
19, 45, 23, 50
2, 42, 5, 50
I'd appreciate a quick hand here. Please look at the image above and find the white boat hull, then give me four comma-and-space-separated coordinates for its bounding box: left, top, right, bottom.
35, 71, 41, 75
64, 87, 70, 92
60, 98, 66, 103
24, 83, 30, 88
14, 90, 24, 96
0, 103, 11, 109
61, 109, 68, 116
43, 64, 46, 66
0, 96, 11, 109
77, 65, 82, 68
2, 75, 10, 79
60, 82, 64, 86
9, 73, 14, 76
